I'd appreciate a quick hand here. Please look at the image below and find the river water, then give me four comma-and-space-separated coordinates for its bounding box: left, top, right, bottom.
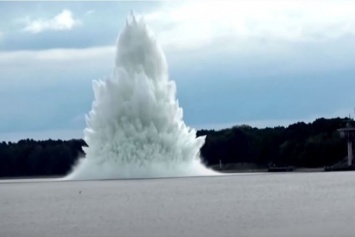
1, 172, 355, 237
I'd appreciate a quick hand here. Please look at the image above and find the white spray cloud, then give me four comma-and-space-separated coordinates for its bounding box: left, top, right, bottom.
23, 9, 81, 33
66, 13, 216, 180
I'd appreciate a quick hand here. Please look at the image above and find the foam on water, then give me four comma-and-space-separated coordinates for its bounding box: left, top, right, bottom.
66, 12, 216, 180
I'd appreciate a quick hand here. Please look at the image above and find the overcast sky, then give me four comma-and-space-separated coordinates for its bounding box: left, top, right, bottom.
1, 1, 355, 141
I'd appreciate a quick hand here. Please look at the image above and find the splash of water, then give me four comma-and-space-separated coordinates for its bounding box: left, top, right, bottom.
66, 12, 215, 180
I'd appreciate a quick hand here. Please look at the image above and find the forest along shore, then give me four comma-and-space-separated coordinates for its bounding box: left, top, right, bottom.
0, 117, 352, 178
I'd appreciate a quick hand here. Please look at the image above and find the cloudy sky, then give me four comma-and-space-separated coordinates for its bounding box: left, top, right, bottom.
1, 1, 355, 141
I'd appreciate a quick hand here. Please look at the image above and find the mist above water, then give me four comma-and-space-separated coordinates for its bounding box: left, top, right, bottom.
66, 12, 216, 180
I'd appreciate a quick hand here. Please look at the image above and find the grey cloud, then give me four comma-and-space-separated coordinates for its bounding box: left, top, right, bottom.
0, 1, 159, 51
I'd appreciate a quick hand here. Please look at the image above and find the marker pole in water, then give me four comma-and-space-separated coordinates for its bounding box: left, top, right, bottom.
348, 141, 353, 166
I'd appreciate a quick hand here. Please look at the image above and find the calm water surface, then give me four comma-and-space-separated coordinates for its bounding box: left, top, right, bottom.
1, 172, 355, 237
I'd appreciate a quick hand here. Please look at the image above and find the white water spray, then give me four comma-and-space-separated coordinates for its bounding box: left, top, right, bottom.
67, 12, 215, 180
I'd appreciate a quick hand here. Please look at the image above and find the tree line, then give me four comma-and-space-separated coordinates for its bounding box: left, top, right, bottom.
0, 139, 86, 177
0, 117, 351, 178
198, 117, 349, 168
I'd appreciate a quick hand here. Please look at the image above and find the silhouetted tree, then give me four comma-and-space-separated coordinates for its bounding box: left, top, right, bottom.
0, 117, 352, 177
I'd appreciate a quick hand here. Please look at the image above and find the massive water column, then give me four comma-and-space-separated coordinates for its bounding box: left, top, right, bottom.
67, 13, 215, 180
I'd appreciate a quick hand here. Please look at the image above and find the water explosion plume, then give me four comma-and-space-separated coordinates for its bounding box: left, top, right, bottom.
67, 12, 215, 180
